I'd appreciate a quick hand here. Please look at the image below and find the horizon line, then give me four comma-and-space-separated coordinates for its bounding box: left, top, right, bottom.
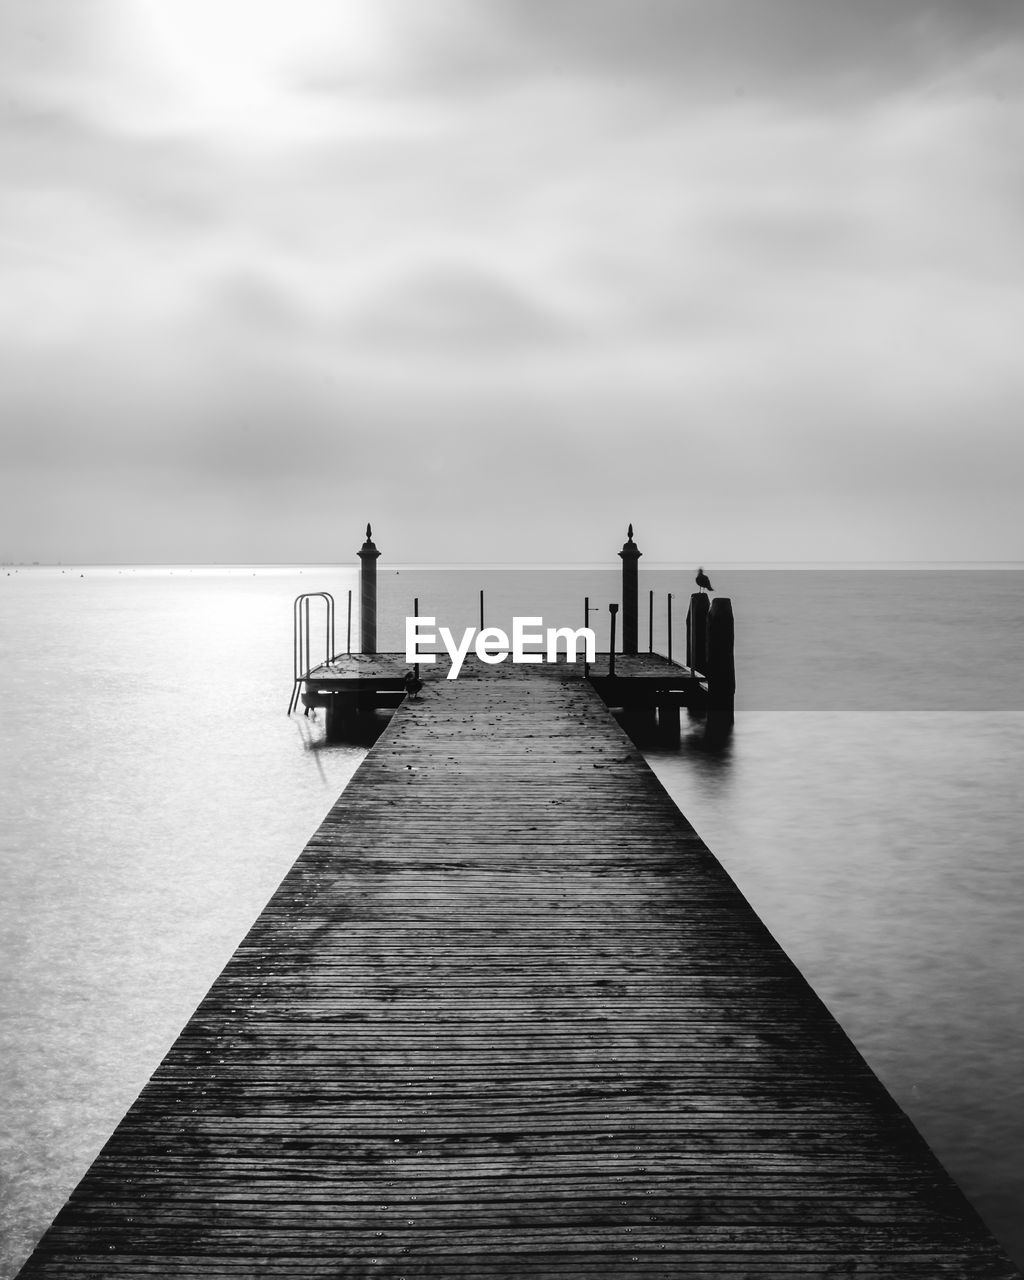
5, 560, 1024, 572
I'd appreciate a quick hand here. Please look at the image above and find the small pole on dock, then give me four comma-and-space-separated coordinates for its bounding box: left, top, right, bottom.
618, 525, 641, 655
346, 590, 352, 655
649, 589, 654, 654
413, 597, 420, 679
608, 603, 618, 678
304, 596, 311, 678
667, 593, 673, 663
584, 597, 590, 678
357, 524, 381, 656
479, 589, 484, 631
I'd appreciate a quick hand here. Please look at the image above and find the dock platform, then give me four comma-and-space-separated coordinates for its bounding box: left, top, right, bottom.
17, 660, 1019, 1277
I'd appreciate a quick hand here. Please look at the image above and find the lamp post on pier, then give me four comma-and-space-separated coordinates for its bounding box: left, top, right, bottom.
618, 524, 641, 656
357, 524, 381, 656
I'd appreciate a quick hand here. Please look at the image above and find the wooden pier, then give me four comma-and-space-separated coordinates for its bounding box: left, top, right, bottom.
17, 659, 1020, 1278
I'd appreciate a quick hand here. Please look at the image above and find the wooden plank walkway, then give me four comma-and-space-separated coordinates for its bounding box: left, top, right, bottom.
17, 661, 1020, 1278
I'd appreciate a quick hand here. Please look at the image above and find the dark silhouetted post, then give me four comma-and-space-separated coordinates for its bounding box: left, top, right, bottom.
358, 524, 381, 655
649, 590, 654, 653
667, 593, 673, 663
608, 603, 618, 678
479, 589, 484, 631
687, 592, 710, 674
705, 596, 735, 749
413, 596, 420, 680
618, 525, 641, 655
706, 597, 735, 711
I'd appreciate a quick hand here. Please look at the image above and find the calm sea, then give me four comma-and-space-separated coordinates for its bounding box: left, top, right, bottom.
2, 564, 1023, 1274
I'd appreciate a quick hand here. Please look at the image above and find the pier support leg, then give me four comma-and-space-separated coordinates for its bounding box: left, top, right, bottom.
326, 693, 358, 743
656, 701, 681, 747
622, 702, 657, 745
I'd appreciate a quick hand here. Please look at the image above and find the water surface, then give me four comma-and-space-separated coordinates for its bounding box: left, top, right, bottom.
2, 565, 1022, 1272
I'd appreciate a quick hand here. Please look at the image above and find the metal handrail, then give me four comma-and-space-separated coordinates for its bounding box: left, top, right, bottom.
288, 592, 335, 715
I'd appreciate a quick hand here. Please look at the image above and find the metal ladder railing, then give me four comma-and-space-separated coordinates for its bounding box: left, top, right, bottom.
288, 592, 335, 715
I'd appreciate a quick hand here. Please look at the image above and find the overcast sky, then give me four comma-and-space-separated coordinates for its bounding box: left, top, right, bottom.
2, 1, 1022, 564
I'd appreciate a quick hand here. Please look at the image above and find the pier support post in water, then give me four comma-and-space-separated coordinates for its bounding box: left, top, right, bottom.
357, 524, 381, 656
687, 592, 710, 674
705, 597, 735, 749
618, 525, 641, 655
657, 699, 681, 747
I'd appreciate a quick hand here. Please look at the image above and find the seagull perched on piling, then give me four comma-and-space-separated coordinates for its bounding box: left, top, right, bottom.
404, 670, 424, 699
695, 567, 714, 593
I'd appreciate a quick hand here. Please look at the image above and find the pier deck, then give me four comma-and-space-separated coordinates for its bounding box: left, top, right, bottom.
18, 661, 1019, 1277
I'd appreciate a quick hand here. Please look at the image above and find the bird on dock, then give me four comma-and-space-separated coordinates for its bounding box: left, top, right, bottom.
404, 670, 424, 699
695, 567, 714, 593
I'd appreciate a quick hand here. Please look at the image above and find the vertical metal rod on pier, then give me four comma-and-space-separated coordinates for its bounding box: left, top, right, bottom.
584, 597, 591, 679
480, 589, 484, 631
346, 590, 352, 655
303, 597, 311, 715
649, 590, 654, 653
414, 597, 420, 679
609, 603, 618, 678
667, 593, 673, 663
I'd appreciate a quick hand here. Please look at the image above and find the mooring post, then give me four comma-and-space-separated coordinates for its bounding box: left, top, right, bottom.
705, 596, 735, 748
357, 524, 381, 656
618, 525, 641, 655
687, 592, 710, 674
706, 597, 736, 711
608, 603, 618, 678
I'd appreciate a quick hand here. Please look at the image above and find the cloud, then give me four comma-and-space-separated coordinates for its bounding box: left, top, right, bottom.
2, 2, 1024, 562
340, 259, 576, 354
320, 0, 1024, 108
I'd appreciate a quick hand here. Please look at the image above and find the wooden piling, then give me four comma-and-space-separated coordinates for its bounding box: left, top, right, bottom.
687, 591, 710, 673
706, 596, 735, 712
